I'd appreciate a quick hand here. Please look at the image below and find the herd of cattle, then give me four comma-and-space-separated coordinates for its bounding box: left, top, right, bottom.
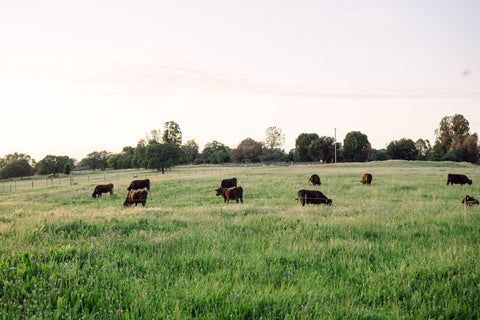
90, 172, 478, 207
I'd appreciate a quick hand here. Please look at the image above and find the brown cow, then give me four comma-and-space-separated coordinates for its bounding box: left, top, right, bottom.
446, 174, 472, 185
360, 173, 373, 185
221, 177, 237, 188
92, 183, 114, 198
309, 174, 321, 186
215, 186, 243, 204
462, 195, 479, 206
296, 189, 332, 206
123, 190, 148, 207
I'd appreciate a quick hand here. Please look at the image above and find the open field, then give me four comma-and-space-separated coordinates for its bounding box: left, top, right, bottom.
1, 161, 479, 319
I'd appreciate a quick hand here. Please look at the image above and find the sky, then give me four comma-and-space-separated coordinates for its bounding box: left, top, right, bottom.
1, 0, 479, 161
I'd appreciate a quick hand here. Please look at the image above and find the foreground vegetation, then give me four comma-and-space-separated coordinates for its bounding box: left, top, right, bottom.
0, 161, 479, 319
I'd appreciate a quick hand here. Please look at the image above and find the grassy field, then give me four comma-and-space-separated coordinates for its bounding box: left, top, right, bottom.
1, 161, 479, 319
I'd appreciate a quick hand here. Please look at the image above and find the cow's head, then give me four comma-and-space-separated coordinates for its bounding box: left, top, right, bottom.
215, 187, 224, 196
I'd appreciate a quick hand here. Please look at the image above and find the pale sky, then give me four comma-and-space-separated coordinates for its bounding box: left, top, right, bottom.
1, 0, 479, 161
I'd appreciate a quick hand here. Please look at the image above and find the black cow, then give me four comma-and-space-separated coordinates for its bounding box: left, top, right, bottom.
127, 179, 150, 191
215, 186, 243, 204
296, 189, 332, 206
309, 174, 321, 186
221, 177, 237, 188
92, 183, 114, 198
462, 195, 479, 206
446, 174, 472, 186
361, 173, 373, 185
123, 190, 148, 207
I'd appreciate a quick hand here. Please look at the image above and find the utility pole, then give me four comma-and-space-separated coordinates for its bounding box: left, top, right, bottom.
334, 128, 337, 164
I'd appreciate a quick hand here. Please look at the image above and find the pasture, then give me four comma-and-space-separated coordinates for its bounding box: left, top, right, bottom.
0, 161, 479, 319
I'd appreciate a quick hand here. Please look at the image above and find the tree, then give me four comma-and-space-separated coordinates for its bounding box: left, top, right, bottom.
1, 159, 34, 179
36, 155, 74, 175
78, 151, 111, 170
295, 133, 321, 162
265, 126, 285, 149
181, 139, 199, 164
343, 131, 371, 162
429, 142, 447, 161
231, 138, 264, 163
162, 121, 182, 145
462, 133, 479, 163
201, 141, 231, 164
386, 139, 418, 160
260, 148, 286, 163
415, 139, 431, 160
145, 143, 182, 172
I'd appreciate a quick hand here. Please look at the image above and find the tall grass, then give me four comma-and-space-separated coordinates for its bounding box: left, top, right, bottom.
0, 161, 479, 319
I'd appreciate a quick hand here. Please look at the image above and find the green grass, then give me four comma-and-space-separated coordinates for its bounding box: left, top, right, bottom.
1, 161, 479, 319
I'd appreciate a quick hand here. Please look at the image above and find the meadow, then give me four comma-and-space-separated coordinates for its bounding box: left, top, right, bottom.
0, 161, 479, 319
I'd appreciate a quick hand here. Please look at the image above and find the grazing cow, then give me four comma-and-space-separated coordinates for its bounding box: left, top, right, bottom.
309, 174, 321, 186
215, 186, 243, 204
123, 190, 148, 207
446, 174, 472, 186
127, 179, 150, 191
360, 173, 373, 185
296, 189, 332, 206
462, 195, 479, 206
221, 177, 237, 188
92, 183, 114, 198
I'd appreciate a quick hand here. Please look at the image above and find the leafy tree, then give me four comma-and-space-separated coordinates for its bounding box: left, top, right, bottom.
260, 148, 286, 163
132, 142, 147, 168
106, 154, 122, 170
265, 126, 285, 149
145, 143, 182, 172
1, 159, 34, 179
343, 131, 371, 162
373, 149, 388, 161
63, 163, 72, 175
162, 121, 182, 145
201, 141, 231, 164
295, 133, 321, 162
462, 133, 479, 163
36, 155, 74, 176
145, 129, 161, 144
386, 138, 418, 160
429, 142, 447, 161
231, 138, 264, 163
78, 151, 111, 170
181, 139, 199, 164
415, 139, 431, 160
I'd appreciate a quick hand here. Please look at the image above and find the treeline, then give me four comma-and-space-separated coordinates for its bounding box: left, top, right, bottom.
1, 114, 479, 179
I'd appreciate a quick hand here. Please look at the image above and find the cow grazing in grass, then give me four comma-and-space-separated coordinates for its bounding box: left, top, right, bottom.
92, 183, 114, 198
462, 195, 479, 206
361, 173, 373, 185
123, 190, 148, 207
215, 186, 243, 204
446, 174, 472, 186
127, 179, 150, 191
296, 189, 332, 206
221, 177, 237, 188
309, 174, 321, 186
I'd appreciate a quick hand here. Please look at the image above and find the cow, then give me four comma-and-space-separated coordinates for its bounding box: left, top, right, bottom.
309, 174, 321, 186
221, 177, 237, 188
462, 195, 479, 206
296, 189, 332, 206
215, 186, 243, 204
446, 174, 472, 186
92, 183, 114, 198
123, 190, 148, 207
360, 173, 373, 185
127, 179, 150, 191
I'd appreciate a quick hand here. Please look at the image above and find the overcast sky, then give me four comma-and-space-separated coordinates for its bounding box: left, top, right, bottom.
1, 0, 479, 161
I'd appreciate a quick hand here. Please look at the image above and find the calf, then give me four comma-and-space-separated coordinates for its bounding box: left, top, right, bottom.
215, 186, 243, 204
462, 195, 479, 206
123, 190, 148, 207
127, 179, 150, 191
447, 174, 472, 185
92, 183, 114, 198
221, 177, 237, 188
296, 189, 332, 206
309, 174, 321, 186
360, 173, 373, 185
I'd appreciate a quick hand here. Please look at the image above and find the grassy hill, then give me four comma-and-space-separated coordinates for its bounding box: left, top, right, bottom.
1, 161, 479, 319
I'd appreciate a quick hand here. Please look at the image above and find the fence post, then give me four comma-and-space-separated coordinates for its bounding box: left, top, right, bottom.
32, 177, 34, 189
